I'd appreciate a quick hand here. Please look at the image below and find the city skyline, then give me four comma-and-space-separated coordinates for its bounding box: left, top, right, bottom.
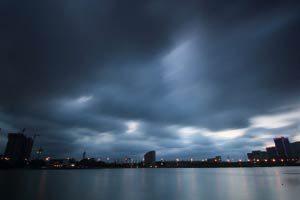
1, 1, 300, 160
1, 130, 300, 161
1, 132, 300, 171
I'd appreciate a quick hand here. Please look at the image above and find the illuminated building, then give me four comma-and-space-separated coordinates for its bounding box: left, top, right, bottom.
144, 150, 156, 167
274, 136, 292, 158
4, 133, 34, 161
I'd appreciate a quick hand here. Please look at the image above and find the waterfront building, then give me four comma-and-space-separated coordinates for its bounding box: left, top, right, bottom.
291, 141, 300, 158
24, 137, 34, 159
144, 150, 156, 167
274, 136, 292, 158
247, 150, 268, 160
207, 156, 222, 162
266, 146, 277, 159
4, 133, 34, 161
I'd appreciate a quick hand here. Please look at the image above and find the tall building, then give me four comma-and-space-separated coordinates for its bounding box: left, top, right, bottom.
24, 137, 34, 159
273, 136, 292, 158
144, 150, 156, 167
4, 133, 34, 161
291, 142, 300, 158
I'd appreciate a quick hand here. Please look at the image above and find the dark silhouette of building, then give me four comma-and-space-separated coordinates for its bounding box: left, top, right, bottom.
291, 141, 300, 158
247, 150, 268, 160
207, 156, 222, 162
274, 136, 292, 158
266, 146, 277, 159
144, 150, 156, 167
4, 133, 34, 161
82, 151, 86, 160
24, 138, 34, 159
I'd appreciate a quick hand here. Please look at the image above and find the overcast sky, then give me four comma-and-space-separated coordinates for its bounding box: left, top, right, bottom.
1, 0, 300, 160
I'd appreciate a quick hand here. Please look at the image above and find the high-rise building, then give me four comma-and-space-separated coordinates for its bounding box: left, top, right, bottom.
144, 150, 156, 167
291, 141, 300, 158
24, 137, 34, 159
273, 136, 292, 158
4, 133, 34, 161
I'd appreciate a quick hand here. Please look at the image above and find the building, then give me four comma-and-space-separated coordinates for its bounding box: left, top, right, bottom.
46, 158, 76, 168
247, 150, 268, 160
24, 137, 34, 160
144, 150, 156, 167
291, 142, 300, 158
266, 146, 277, 159
207, 156, 222, 162
4, 133, 34, 161
274, 136, 292, 158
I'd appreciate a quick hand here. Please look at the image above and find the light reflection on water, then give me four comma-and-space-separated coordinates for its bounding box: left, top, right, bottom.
0, 167, 300, 200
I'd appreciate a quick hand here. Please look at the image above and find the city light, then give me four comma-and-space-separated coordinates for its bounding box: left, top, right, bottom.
0, 132, 300, 169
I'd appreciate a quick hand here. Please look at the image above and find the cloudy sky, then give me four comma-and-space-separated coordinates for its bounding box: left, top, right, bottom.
1, 0, 300, 160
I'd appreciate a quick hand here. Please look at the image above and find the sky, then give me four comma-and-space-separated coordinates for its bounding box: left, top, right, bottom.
1, 0, 300, 160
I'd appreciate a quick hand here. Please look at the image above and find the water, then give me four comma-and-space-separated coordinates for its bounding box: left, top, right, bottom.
1, 167, 300, 200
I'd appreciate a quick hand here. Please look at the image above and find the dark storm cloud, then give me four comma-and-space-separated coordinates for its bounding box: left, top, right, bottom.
1, 0, 300, 158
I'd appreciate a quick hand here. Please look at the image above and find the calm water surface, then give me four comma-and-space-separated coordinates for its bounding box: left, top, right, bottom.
1, 167, 300, 200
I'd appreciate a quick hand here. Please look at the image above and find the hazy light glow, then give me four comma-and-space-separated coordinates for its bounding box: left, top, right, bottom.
255, 134, 274, 140
293, 134, 300, 142
178, 126, 200, 137
214, 129, 247, 139
202, 128, 247, 140
176, 125, 247, 141
264, 141, 275, 148
162, 39, 198, 88
126, 121, 139, 133
250, 109, 300, 129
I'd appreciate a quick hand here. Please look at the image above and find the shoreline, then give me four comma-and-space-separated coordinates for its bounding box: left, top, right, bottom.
1, 161, 299, 170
